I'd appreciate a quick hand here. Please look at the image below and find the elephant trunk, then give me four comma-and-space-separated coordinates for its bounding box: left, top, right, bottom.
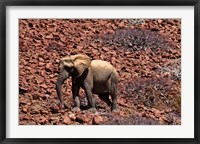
56, 72, 69, 105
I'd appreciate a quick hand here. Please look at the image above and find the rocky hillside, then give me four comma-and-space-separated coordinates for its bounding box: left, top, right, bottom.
19, 19, 181, 125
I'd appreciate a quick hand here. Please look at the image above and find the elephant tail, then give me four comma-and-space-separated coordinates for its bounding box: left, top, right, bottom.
111, 70, 118, 83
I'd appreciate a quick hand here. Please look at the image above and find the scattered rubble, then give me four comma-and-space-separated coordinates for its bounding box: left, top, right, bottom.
19, 19, 181, 125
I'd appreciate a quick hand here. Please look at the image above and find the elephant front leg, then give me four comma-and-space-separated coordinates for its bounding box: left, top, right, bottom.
86, 90, 96, 111
84, 83, 96, 111
72, 84, 81, 112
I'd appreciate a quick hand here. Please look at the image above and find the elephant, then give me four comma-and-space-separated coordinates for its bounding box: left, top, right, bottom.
55, 54, 119, 112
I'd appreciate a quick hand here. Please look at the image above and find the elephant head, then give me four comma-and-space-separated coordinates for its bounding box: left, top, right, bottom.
55, 54, 91, 107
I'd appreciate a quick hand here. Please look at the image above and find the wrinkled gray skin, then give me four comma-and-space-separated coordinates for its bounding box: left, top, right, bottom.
56, 54, 119, 112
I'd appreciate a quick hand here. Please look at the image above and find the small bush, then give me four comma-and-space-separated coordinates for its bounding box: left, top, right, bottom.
120, 77, 181, 111
97, 28, 176, 52
103, 114, 160, 125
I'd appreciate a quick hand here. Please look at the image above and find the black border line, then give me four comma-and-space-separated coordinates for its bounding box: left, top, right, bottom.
0, 0, 199, 144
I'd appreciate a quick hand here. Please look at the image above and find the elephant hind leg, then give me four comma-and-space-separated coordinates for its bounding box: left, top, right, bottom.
110, 72, 118, 111
98, 92, 111, 107
110, 91, 118, 111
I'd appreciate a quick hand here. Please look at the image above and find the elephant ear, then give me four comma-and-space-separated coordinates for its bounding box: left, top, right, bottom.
73, 54, 91, 77
59, 56, 73, 70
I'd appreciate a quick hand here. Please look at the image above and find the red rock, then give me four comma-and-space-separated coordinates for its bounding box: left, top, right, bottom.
68, 113, 76, 121
63, 116, 72, 124
38, 93, 48, 100
50, 78, 56, 84
20, 71, 26, 76
50, 104, 59, 113
39, 117, 48, 124
46, 88, 53, 94
102, 47, 109, 52
38, 57, 44, 62
45, 63, 53, 72
167, 19, 174, 25
111, 58, 117, 65
151, 108, 161, 118
84, 115, 94, 124
93, 115, 103, 125
158, 19, 163, 24
30, 69, 36, 74
40, 84, 48, 89
118, 22, 125, 28
38, 62, 45, 66
22, 107, 28, 113
41, 70, 46, 76
56, 59, 59, 63
41, 110, 49, 114
50, 117, 60, 124
161, 116, 169, 122
76, 46, 84, 50
19, 86, 29, 92
30, 105, 41, 114
169, 49, 178, 54
119, 111, 126, 117
23, 115, 31, 120
118, 99, 126, 107
108, 51, 116, 55
31, 59, 38, 64
100, 54, 105, 59
45, 34, 53, 39
89, 43, 97, 48
75, 114, 85, 124
86, 119, 93, 125
35, 76, 44, 84
19, 97, 28, 105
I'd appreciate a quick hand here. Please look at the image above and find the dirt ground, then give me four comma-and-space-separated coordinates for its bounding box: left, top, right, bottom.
19, 19, 181, 125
